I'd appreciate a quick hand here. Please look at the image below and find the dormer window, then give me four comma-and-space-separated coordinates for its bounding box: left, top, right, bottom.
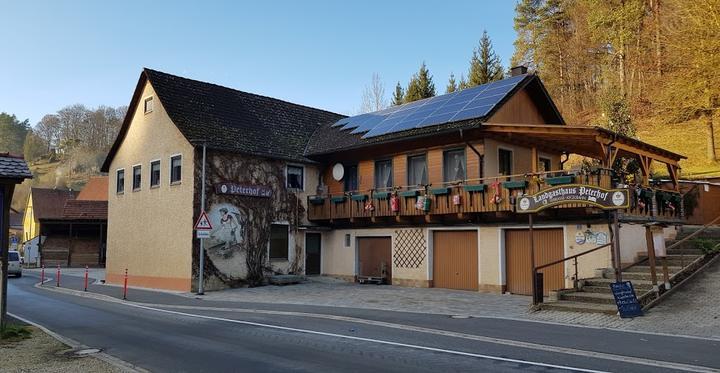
144, 96, 154, 114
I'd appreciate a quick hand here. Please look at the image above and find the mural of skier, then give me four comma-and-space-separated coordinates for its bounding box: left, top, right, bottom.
207, 203, 244, 258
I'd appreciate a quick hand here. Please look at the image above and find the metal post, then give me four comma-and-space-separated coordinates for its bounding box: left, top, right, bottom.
0, 186, 7, 330
529, 213, 538, 305
613, 211, 622, 282
198, 142, 206, 295
84, 265, 89, 292
56, 265, 61, 287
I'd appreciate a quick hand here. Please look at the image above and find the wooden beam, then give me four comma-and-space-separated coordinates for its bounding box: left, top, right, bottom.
531, 147, 538, 173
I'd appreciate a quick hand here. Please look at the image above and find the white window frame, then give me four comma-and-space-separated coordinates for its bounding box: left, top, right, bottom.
150, 159, 161, 188
116, 168, 125, 195
143, 96, 154, 114
285, 164, 305, 191
497, 146, 514, 177
132, 164, 142, 191
169, 153, 182, 185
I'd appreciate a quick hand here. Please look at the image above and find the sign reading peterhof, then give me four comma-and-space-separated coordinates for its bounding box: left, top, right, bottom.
516, 184, 629, 213
215, 182, 272, 198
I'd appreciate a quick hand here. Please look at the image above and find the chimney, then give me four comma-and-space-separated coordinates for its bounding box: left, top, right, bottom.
510, 65, 528, 77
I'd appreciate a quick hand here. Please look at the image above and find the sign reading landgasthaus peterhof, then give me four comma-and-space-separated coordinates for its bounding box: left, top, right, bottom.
215, 182, 272, 198
516, 184, 629, 213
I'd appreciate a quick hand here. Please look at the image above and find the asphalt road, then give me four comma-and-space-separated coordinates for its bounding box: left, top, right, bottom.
6, 273, 720, 373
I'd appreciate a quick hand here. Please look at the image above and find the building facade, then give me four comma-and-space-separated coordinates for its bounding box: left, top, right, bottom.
103, 68, 687, 295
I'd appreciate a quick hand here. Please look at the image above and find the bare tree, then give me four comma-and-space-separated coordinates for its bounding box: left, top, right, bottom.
35, 114, 61, 151
359, 73, 388, 113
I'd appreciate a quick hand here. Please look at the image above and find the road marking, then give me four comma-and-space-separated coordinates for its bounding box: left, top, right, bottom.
30, 282, 720, 373
121, 303, 607, 373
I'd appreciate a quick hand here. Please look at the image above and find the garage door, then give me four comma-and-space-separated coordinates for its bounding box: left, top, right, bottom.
433, 231, 478, 291
357, 237, 392, 284
505, 229, 564, 296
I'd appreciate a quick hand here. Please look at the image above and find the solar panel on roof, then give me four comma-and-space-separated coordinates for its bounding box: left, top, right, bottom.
332, 74, 529, 139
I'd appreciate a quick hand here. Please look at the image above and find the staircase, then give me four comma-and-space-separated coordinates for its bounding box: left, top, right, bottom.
539, 226, 718, 314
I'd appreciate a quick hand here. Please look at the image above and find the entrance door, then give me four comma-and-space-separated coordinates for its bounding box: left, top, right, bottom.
505, 229, 564, 296
433, 230, 478, 291
305, 233, 321, 275
357, 237, 392, 283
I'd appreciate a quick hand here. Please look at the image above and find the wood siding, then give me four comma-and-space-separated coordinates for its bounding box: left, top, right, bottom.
486, 89, 546, 124
358, 160, 374, 191
466, 142, 484, 180
505, 228, 564, 296
323, 169, 343, 194
393, 154, 407, 187
427, 149, 443, 185
432, 230, 478, 291
357, 237, 392, 283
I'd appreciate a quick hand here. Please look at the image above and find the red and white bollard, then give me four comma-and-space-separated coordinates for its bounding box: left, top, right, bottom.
56, 265, 61, 287
40, 265, 45, 286
123, 268, 128, 300
84, 265, 89, 292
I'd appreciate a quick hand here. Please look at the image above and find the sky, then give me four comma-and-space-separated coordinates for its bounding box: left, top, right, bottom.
1, 0, 518, 125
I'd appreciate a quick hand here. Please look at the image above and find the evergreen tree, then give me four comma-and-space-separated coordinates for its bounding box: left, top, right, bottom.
404, 62, 436, 103
458, 73, 468, 90
446, 73, 458, 93
0, 113, 30, 154
391, 82, 405, 106
468, 30, 504, 87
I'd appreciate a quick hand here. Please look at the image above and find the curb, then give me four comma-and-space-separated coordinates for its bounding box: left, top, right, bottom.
7, 312, 150, 373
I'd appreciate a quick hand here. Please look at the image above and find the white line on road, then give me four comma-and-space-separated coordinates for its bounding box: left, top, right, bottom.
124, 303, 609, 373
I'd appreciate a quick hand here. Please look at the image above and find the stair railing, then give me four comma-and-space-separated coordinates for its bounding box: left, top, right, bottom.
534, 243, 612, 293
666, 214, 720, 267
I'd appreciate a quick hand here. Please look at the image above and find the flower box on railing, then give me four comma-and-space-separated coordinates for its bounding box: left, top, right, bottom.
545, 175, 575, 186
309, 196, 326, 205
502, 180, 528, 190
463, 184, 487, 193
330, 196, 346, 204
399, 190, 420, 198
373, 192, 390, 200
430, 187, 450, 195
350, 194, 368, 202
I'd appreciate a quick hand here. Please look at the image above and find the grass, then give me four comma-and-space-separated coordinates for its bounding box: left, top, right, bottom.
0, 323, 31, 342
635, 117, 720, 179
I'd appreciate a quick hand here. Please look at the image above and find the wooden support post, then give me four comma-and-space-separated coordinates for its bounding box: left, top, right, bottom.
531, 147, 538, 173
613, 211, 622, 282
529, 213, 539, 305
644, 225, 659, 293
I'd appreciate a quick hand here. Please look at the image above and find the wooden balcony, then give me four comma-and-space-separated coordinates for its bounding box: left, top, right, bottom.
307, 169, 687, 224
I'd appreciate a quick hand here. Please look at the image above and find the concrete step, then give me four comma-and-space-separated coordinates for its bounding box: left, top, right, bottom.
636, 254, 701, 266
676, 227, 720, 239
664, 240, 708, 251
626, 265, 683, 273
666, 248, 704, 255
615, 271, 678, 281
581, 284, 654, 294
539, 301, 618, 315
584, 277, 654, 288
560, 291, 616, 305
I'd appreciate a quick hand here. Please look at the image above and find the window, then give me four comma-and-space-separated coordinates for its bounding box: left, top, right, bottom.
150, 160, 161, 187
269, 224, 289, 260
407, 154, 428, 186
287, 165, 304, 190
539, 157, 552, 173
132, 165, 141, 191
498, 148, 513, 178
344, 234, 351, 247
443, 149, 466, 182
170, 155, 182, 184
8, 252, 19, 262
116, 169, 125, 194
144, 97, 153, 114
344, 164, 358, 192
374, 159, 393, 189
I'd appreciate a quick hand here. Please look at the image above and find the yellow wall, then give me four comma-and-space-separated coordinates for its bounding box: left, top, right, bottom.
22, 193, 37, 242
106, 81, 195, 292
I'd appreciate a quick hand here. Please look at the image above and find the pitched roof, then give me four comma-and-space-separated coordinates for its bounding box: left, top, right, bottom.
30, 188, 78, 220
77, 176, 108, 201
305, 74, 564, 155
102, 69, 345, 171
9, 209, 23, 228
0, 153, 32, 181
60, 200, 108, 220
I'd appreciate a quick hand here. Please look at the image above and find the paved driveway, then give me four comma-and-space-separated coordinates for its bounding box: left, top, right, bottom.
199, 277, 533, 319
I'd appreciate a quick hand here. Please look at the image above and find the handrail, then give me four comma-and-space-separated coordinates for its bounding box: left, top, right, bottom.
665, 214, 720, 251
536, 243, 612, 271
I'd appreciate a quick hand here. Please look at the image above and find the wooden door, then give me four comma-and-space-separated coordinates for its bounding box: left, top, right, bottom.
357, 237, 392, 283
305, 233, 321, 275
432, 231, 478, 291
505, 229, 564, 296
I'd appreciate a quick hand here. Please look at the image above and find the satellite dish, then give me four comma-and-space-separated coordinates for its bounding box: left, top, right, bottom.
332, 163, 345, 181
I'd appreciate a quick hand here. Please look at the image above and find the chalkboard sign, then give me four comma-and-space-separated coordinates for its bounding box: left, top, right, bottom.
609, 281, 644, 318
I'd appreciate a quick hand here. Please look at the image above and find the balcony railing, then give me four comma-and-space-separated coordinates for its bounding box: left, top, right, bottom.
307, 168, 686, 223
